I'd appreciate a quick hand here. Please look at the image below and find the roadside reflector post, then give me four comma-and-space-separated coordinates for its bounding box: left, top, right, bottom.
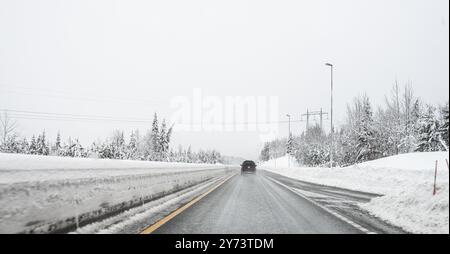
433, 160, 438, 196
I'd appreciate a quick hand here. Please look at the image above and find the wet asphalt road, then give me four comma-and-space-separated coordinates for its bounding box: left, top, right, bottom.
152, 170, 374, 234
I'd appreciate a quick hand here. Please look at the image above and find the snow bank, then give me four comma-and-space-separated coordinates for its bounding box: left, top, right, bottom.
0, 153, 226, 184
0, 153, 234, 234
360, 183, 449, 234
261, 152, 449, 234
356, 152, 449, 172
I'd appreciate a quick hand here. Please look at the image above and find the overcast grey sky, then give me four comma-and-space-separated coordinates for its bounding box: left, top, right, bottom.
0, 0, 448, 159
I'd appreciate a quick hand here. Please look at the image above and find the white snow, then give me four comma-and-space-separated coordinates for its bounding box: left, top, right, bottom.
261, 152, 449, 234
0, 153, 225, 184
0, 153, 234, 234
259, 155, 299, 168
360, 183, 449, 234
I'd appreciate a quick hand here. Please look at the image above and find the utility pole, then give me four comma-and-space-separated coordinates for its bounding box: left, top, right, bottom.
301, 109, 328, 132
306, 109, 310, 132
320, 108, 323, 130
325, 63, 334, 169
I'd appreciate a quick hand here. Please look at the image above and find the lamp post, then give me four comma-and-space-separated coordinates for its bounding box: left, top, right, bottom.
286, 114, 291, 137
325, 63, 334, 169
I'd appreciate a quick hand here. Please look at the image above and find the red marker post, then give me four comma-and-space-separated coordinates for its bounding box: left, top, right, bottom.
433, 160, 438, 196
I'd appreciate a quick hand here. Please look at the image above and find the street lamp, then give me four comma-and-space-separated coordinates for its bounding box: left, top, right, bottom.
325, 63, 334, 169
286, 114, 291, 136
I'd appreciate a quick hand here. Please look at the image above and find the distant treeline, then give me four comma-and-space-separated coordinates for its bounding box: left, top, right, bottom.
260, 82, 449, 167
0, 113, 223, 164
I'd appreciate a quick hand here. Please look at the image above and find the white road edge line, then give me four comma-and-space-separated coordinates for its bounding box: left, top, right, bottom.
265, 176, 377, 234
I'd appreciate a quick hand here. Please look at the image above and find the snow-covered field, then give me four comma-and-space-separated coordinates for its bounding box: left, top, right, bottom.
261, 152, 449, 234
0, 153, 234, 234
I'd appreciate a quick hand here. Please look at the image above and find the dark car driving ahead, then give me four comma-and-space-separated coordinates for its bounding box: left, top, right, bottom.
241, 160, 256, 173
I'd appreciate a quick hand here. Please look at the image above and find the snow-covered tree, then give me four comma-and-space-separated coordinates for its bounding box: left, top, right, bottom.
294, 125, 329, 166
18, 137, 29, 154
29, 135, 37, 155
438, 103, 449, 150
127, 130, 139, 160
259, 142, 271, 161
58, 137, 86, 157
383, 82, 403, 155
36, 131, 50, 155
187, 146, 194, 163
95, 142, 114, 159
1, 134, 20, 153
157, 120, 174, 161
110, 130, 126, 159
150, 113, 160, 160
53, 131, 62, 154
355, 95, 381, 162
159, 120, 169, 161
286, 133, 295, 156
72, 139, 88, 157
398, 98, 422, 153
415, 105, 444, 152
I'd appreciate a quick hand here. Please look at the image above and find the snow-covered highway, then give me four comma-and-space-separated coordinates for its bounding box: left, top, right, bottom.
146, 170, 405, 234
1, 152, 447, 234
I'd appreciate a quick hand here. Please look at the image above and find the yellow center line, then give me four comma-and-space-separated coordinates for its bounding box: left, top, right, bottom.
140, 173, 236, 234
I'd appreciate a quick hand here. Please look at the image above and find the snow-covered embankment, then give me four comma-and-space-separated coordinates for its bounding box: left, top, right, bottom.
260, 152, 449, 234
0, 153, 234, 234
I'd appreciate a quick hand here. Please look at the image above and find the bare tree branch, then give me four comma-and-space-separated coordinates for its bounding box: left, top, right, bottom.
0, 111, 18, 145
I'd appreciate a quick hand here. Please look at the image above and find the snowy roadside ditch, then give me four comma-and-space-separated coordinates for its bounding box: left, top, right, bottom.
0, 153, 235, 234
260, 152, 449, 234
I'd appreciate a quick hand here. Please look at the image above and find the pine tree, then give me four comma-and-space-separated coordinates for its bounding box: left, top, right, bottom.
19, 137, 29, 154
36, 131, 50, 155
150, 113, 160, 160
415, 105, 443, 152
159, 120, 168, 161
110, 131, 126, 159
439, 103, 449, 150
2, 134, 19, 153
399, 99, 422, 153
355, 96, 381, 162
96, 141, 113, 159
29, 135, 37, 154
259, 142, 270, 161
286, 133, 295, 156
73, 139, 87, 157
167, 124, 173, 143
187, 146, 193, 163
55, 132, 61, 153
127, 130, 138, 159
36, 134, 42, 154
60, 137, 75, 157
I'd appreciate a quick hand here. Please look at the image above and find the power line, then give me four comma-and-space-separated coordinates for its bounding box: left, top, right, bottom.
0, 85, 166, 107
1, 109, 305, 126
1, 109, 155, 121
301, 108, 329, 131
